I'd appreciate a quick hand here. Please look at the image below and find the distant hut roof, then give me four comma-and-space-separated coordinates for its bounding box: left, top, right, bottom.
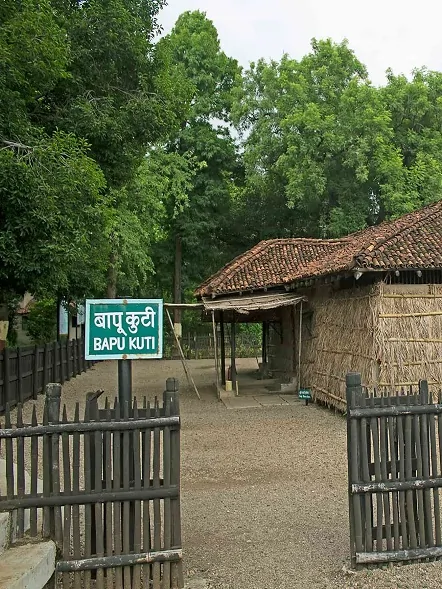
196, 199, 442, 298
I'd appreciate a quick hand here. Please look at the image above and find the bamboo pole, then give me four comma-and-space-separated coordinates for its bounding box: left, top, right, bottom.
380, 311, 442, 318
165, 309, 200, 400
382, 294, 442, 299
212, 311, 220, 400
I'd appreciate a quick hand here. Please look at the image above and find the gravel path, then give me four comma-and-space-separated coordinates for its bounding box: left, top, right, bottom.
14, 358, 442, 588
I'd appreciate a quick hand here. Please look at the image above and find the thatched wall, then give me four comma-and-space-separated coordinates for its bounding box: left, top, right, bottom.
301, 281, 442, 410
300, 284, 380, 411
377, 283, 442, 395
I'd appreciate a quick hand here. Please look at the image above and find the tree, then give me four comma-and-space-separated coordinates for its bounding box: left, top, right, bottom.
234, 39, 407, 240
45, 0, 193, 297
0, 0, 193, 302
380, 68, 442, 217
153, 11, 241, 329
0, 0, 108, 302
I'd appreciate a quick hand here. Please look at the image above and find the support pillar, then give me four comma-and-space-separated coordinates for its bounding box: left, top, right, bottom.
231, 319, 237, 394
220, 312, 226, 386
262, 321, 268, 365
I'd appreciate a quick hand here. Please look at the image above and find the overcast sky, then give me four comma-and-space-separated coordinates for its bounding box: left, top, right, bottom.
159, 0, 442, 86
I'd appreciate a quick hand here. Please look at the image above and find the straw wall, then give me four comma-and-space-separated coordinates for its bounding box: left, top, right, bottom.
300, 284, 380, 411
377, 283, 442, 395
301, 281, 442, 411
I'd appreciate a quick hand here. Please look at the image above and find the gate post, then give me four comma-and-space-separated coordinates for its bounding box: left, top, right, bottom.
43, 383, 61, 541
346, 372, 363, 569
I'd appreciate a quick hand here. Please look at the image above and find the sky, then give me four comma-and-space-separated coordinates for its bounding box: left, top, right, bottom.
159, 0, 442, 86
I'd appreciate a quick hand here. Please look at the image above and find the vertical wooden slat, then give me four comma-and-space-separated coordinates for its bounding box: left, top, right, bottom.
30, 405, 38, 536
32, 345, 39, 399
53, 341, 58, 383
379, 394, 393, 551
73, 339, 78, 377
104, 401, 113, 589
359, 393, 372, 553
429, 397, 441, 546
84, 401, 92, 589
419, 381, 434, 548
369, 395, 384, 552
43, 343, 49, 390
93, 400, 105, 589
411, 395, 426, 547
113, 400, 123, 589
133, 399, 142, 589
404, 411, 418, 548
62, 405, 72, 589
143, 399, 152, 589
16, 404, 25, 538
162, 391, 172, 589
4, 348, 11, 407
17, 348, 23, 404
42, 404, 51, 538
122, 400, 132, 589
387, 395, 400, 550
397, 410, 408, 550
152, 398, 162, 589
168, 382, 183, 588
51, 408, 63, 549
77, 339, 82, 375
59, 342, 65, 385
66, 340, 71, 381
72, 403, 82, 589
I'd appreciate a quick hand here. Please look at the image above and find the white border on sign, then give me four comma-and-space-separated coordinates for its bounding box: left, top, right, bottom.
85, 299, 164, 360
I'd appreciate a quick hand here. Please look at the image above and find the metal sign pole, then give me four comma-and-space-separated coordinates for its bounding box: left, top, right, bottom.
118, 359, 132, 407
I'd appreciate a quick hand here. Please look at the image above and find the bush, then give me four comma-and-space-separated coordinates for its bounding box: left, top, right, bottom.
24, 298, 57, 344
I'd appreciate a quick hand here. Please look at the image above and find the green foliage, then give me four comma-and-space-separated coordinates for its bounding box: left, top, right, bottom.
24, 299, 57, 344
149, 11, 243, 300
233, 40, 442, 245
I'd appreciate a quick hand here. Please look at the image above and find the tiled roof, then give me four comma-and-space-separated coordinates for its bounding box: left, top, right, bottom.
196, 199, 442, 297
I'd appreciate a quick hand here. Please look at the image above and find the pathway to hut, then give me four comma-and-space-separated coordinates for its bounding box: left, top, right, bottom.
26, 358, 442, 589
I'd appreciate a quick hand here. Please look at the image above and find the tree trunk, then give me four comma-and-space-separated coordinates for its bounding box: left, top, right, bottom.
106, 250, 117, 299
173, 235, 182, 339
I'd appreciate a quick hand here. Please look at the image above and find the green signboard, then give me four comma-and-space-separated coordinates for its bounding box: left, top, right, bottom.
299, 389, 312, 401
85, 299, 163, 360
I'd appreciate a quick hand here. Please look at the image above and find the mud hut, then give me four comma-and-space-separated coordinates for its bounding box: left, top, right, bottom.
196, 200, 442, 410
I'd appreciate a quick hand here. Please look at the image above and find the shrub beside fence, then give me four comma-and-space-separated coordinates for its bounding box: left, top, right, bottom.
0, 338, 95, 413
164, 332, 261, 360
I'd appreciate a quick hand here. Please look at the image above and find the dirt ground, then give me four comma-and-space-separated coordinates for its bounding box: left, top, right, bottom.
19, 358, 442, 588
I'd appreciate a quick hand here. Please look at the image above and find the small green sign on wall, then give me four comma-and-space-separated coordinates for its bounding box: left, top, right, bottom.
85, 299, 163, 360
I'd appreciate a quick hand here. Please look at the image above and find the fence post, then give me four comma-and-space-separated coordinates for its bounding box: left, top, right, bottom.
346, 372, 364, 569
43, 383, 61, 540
163, 377, 183, 587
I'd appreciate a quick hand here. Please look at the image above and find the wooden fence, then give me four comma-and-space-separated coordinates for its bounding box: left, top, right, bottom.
0, 379, 183, 589
0, 338, 95, 413
164, 332, 261, 360
347, 372, 442, 568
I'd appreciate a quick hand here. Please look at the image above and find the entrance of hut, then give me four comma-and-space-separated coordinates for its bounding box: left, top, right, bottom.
203, 293, 306, 399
